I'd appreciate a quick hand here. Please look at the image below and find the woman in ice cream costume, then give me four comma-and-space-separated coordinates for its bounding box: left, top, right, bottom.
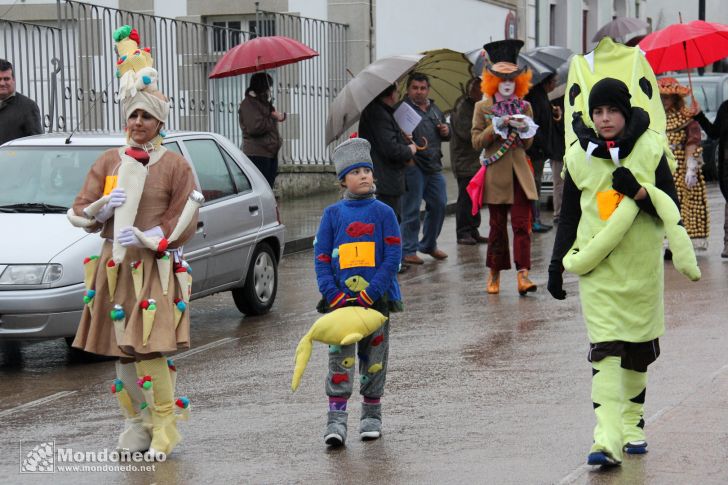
658, 77, 709, 251
67, 26, 200, 459
547, 38, 700, 466
471, 39, 539, 296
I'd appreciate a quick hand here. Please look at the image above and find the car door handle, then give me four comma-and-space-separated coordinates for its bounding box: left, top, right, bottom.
248, 205, 259, 213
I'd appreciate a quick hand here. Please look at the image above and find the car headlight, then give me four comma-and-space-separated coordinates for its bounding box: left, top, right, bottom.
0, 264, 63, 285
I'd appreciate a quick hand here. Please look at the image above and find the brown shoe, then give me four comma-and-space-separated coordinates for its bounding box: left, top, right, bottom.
486, 269, 500, 294
473, 234, 488, 244
403, 254, 424, 265
424, 248, 448, 260
517, 269, 537, 296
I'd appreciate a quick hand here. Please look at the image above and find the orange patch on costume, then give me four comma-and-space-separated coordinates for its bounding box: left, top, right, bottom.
596, 189, 624, 220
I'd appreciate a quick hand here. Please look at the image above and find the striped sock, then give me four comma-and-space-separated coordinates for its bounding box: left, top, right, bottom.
328, 397, 347, 411
363, 397, 380, 405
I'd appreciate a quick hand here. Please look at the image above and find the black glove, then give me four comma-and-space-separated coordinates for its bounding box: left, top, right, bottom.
547, 268, 567, 300
611, 167, 642, 199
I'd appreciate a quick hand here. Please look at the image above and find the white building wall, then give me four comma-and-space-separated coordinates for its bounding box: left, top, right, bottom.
287, 0, 328, 20
642, 0, 728, 30
375, 0, 511, 58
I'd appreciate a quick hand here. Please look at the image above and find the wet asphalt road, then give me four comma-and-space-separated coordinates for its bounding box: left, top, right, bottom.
1, 187, 728, 484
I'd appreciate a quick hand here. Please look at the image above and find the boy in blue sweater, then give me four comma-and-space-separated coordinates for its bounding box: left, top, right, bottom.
314, 137, 403, 446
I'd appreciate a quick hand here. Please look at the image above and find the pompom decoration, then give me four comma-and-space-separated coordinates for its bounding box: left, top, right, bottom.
115, 69, 121, 79
174, 298, 187, 312
142, 75, 151, 85
167, 358, 176, 372
131, 260, 142, 270
175, 397, 190, 409
140, 402, 148, 410
107, 260, 116, 268
83, 255, 98, 264
148, 299, 157, 311
139, 300, 150, 310
137, 375, 152, 390
112, 25, 132, 42
83, 289, 96, 304
156, 239, 169, 252
143, 47, 151, 53
110, 304, 125, 321
111, 378, 123, 393
159, 130, 167, 138
128, 28, 140, 44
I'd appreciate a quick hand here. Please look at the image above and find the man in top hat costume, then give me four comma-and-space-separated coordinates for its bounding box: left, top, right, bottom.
547, 37, 700, 466
471, 39, 539, 295
67, 25, 200, 459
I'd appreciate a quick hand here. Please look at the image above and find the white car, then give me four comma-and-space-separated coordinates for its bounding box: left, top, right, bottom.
0, 132, 285, 341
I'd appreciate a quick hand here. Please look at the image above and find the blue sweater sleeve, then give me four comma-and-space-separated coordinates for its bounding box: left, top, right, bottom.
361, 204, 402, 302
314, 206, 344, 302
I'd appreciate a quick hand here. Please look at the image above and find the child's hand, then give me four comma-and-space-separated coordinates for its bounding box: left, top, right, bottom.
328, 292, 348, 310
356, 290, 374, 308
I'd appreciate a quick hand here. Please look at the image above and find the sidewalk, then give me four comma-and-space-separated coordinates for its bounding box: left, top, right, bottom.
280, 168, 461, 254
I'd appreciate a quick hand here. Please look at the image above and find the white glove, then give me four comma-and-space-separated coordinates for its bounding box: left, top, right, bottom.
118, 226, 163, 248
93, 188, 126, 223
685, 157, 699, 189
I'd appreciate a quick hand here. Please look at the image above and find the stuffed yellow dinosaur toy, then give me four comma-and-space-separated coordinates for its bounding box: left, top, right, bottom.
291, 276, 387, 392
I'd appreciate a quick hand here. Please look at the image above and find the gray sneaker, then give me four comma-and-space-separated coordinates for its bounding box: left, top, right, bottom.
359, 403, 382, 440
324, 410, 348, 446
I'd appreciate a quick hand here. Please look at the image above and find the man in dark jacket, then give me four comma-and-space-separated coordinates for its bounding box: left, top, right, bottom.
525, 74, 557, 232
0, 59, 42, 146
450, 77, 488, 245
400, 73, 451, 264
694, 100, 728, 257
358, 84, 417, 222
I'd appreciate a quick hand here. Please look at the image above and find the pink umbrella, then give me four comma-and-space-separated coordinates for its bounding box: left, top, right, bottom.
209, 35, 319, 79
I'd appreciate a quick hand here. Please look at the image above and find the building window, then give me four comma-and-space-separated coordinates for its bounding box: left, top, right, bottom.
248, 19, 275, 38
212, 21, 242, 52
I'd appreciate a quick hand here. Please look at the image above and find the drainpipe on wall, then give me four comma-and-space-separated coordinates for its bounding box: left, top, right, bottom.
369, 0, 373, 63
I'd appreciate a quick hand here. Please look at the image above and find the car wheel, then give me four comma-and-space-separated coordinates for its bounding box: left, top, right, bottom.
232, 242, 278, 315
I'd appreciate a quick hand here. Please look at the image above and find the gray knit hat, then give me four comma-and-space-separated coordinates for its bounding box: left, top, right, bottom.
332, 137, 373, 180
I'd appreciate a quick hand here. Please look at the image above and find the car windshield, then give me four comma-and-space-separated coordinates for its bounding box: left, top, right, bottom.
688, 81, 718, 113
0, 146, 108, 212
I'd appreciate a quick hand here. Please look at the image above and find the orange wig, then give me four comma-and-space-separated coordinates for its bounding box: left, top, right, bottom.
481, 69, 532, 99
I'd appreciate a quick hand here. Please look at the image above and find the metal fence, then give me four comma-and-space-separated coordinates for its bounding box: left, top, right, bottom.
0, 1, 349, 165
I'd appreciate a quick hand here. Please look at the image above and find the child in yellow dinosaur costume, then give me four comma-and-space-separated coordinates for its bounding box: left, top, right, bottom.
547, 38, 700, 467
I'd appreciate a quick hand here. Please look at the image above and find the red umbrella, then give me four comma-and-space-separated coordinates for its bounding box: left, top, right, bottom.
209, 35, 319, 79
639, 20, 728, 74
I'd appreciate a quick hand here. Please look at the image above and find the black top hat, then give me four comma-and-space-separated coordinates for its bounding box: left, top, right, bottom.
483, 39, 525, 79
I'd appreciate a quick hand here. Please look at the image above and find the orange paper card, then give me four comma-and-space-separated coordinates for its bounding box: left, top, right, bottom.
339, 242, 376, 269
103, 175, 118, 196
596, 189, 624, 220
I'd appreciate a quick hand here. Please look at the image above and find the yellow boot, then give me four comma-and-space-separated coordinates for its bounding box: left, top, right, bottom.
136, 357, 182, 459
487, 269, 500, 294
517, 269, 537, 296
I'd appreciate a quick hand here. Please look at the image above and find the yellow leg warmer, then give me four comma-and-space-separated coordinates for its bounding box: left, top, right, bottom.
135, 357, 181, 457
622, 368, 648, 445
114, 361, 152, 452
591, 356, 623, 463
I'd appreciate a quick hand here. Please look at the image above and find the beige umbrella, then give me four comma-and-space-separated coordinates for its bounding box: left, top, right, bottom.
398, 49, 474, 113
325, 54, 424, 145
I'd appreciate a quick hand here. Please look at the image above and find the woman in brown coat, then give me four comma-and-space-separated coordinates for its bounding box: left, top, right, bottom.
472, 40, 539, 295
68, 25, 199, 460
238, 72, 285, 188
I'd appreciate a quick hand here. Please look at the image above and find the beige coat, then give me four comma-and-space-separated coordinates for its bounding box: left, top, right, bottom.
471, 97, 538, 204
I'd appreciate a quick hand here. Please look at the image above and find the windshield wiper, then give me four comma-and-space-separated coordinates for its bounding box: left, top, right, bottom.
0, 203, 69, 213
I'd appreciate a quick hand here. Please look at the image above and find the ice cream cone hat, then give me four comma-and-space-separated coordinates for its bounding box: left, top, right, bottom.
83, 256, 99, 289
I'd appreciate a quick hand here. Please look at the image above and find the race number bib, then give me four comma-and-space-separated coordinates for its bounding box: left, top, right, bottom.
103, 175, 118, 196
338, 242, 376, 269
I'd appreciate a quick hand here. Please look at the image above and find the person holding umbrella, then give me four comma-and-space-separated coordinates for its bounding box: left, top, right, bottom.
238, 72, 286, 189
471, 39, 539, 295
358, 83, 418, 223
658, 77, 709, 253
